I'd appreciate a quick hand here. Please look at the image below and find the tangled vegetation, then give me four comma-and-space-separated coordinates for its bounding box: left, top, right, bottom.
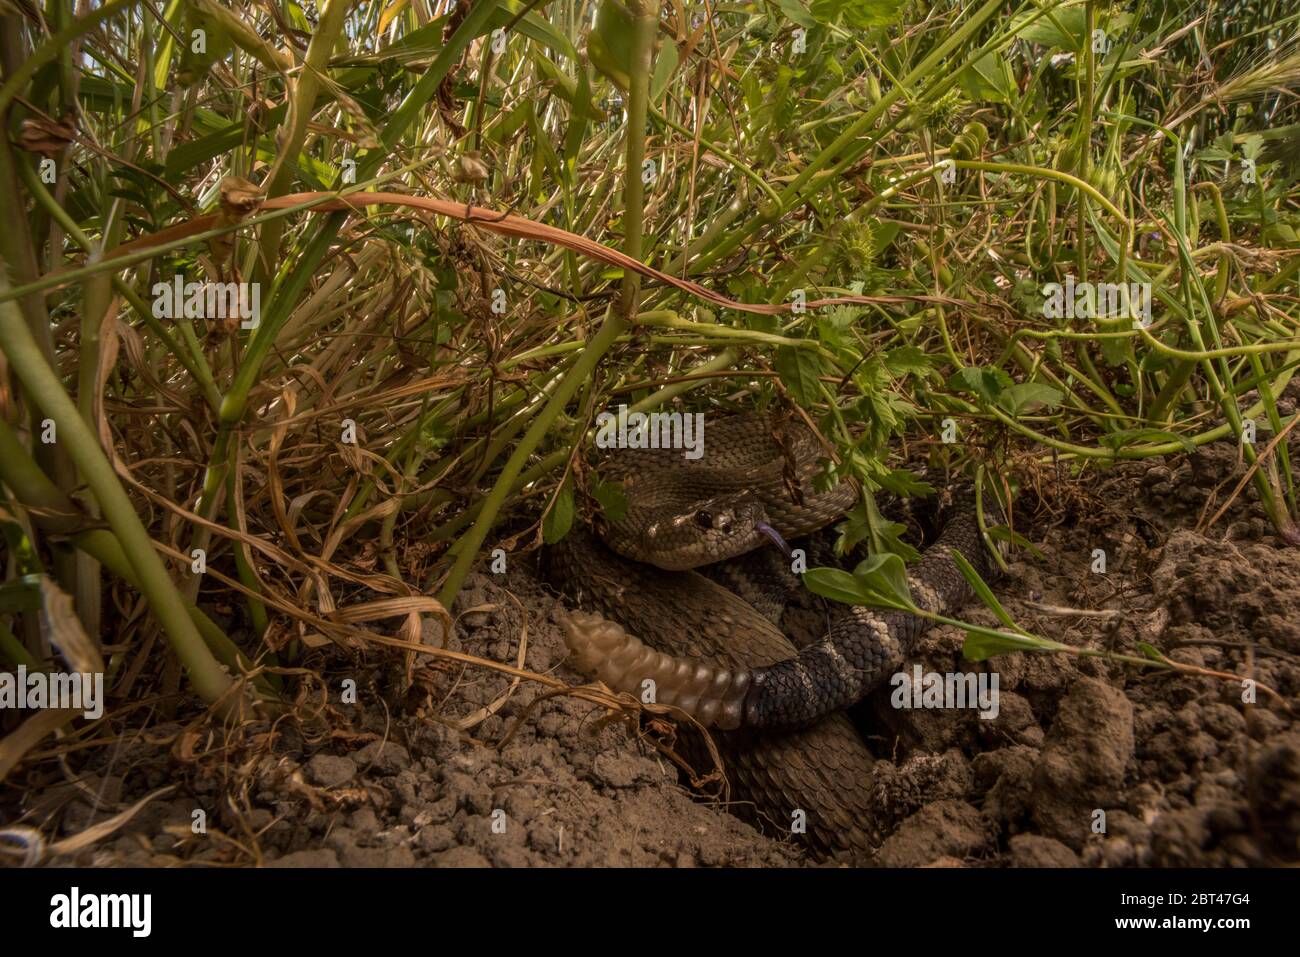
0, 0, 1298, 811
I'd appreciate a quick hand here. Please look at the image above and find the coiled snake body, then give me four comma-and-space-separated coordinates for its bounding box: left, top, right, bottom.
545, 413, 999, 861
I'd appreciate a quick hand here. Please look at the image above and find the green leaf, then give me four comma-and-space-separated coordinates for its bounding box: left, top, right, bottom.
810, 0, 907, 30
996, 382, 1063, 415
803, 566, 873, 606
950, 548, 1015, 629
650, 36, 678, 103
959, 51, 1014, 104
368, 17, 451, 62
588, 0, 636, 90
0, 575, 43, 615
883, 346, 932, 378
1100, 334, 1131, 367
164, 104, 289, 180
851, 552, 914, 608
774, 346, 824, 406
0, 507, 42, 576
961, 628, 1051, 661
946, 366, 1013, 404
1137, 642, 1167, 662
562, 69, 595, 175
833, 497, 920, 562
833, 500, 873, 555
528, 105, 563, 185
592, 479, 628, 523
176, 6, 234, 86
876, 468, 934, 498
804, 551, 915, 612
498, 6, 579, 62
815, 307, 858, 354
542, 478, 575, 544
986, 524, 1043, 560
1011, 1, 1090, 51
775, 0, 818, 29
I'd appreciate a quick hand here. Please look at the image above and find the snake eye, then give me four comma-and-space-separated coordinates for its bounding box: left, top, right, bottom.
694, 509, 713, 529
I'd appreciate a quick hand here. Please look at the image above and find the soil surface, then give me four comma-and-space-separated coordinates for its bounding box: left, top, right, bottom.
5, 438, 1299, 867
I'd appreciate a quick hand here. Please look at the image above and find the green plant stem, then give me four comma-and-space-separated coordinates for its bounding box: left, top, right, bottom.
0, 283, 233, 707
0, 417, 274, 693
688, 0, 1007, 272
256, 0, 353, 275
0, 0, 138, 114
437, 1, 659, 610
428, 347, 742, 545
15, 152, 222, 411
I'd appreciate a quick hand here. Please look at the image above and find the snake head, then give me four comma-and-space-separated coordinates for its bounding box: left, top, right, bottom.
627, 492, 771, 570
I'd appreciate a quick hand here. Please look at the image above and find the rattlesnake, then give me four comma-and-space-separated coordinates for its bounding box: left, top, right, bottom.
544, 411, 1001, 860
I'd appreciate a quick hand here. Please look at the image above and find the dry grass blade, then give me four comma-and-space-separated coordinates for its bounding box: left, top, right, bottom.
38, 577, 104, 675
42, 785, 179, 862
0, 709, 80, 784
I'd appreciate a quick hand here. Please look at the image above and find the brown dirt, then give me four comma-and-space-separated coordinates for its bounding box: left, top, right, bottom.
6, 438, 1299, 867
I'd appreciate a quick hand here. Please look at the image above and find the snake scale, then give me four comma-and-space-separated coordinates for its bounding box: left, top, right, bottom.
543, 412, 1000, 861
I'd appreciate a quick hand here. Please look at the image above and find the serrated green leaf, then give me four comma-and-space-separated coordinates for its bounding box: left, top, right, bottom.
996, 382, 1063, 415
1011, 1, 1089, 51
883, 346, 931, 378
947, 366, 1013, 404
775, 346, 824, 406
876, 468, 935, 498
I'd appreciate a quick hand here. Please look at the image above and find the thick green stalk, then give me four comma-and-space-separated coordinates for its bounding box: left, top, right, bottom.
618, 0, 660, 320
435, 308, 628, 607
428, 347, 742, 546
73, 274, 112, 641
0, 418, 275, 693
0, 284, 233, 707
0, 622, 40, 670
16, 156, 221, 411
1076, 1, 1096, 277
256, 0, 355, 275
436, 0, 660, 610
